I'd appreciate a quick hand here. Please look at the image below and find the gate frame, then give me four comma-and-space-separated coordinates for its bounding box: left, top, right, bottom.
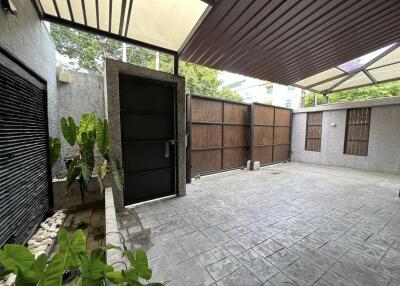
105, 59, 186, 210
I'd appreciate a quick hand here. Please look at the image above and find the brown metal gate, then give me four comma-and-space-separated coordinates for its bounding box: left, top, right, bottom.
251, 103, 291, 165
187, 95, 291, 177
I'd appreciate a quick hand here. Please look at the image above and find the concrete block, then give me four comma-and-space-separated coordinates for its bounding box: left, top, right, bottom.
253, 161, 260, 171
247, 160, 251, 170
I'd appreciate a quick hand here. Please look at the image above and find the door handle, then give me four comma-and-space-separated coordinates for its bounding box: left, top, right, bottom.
164, 140, 176, 158
165, 141, 170, 158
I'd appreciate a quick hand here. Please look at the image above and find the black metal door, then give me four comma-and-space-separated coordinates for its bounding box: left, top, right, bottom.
119, 74, 177, 205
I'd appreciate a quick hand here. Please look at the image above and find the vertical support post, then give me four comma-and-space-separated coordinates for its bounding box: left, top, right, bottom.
288, 109, 293, 161
221, 101, 225, 170
174, 54, 179, 75
186, 93, 192, 183
323, 94, 329, 104
249, 103, 255, 169
272, 107, 276, 162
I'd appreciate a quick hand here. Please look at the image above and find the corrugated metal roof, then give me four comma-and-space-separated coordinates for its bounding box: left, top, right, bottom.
180, 0, 400, 86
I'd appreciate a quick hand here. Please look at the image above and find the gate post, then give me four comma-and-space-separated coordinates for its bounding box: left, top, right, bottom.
186, 93, 192, 183
249, 103, 255, 170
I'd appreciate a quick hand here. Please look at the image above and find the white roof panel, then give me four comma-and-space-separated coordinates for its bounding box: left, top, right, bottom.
38, 0, 210, 52
332, 72, 372, 91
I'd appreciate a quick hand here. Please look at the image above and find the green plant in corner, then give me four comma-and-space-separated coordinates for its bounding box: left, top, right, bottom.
49, 136, 61, 169
0, 229, 164, 286
61, 112, 124, 198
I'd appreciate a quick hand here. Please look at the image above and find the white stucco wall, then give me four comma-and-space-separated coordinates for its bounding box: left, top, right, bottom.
291, 98, 400, 174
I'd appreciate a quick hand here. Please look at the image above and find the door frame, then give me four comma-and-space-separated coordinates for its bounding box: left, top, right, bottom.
105, 59, 186, 209
118, 75, 178, 205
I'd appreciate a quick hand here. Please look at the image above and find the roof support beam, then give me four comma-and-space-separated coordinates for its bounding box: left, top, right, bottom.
325, 73, 355, 94
200, 0, 217, 6
51, 0, 60, 18
67, 0, 74, 22
108, 0, 113, 32
174, 55, 179, 75
42, 14, 178, 56
95, 0, 99, 29
118, 0, 127, 35
31, 0, 44, 18
305, 73, 347, 89
124, 0, 134, 37
363, 70, 377, 84
81, 0, 87, 26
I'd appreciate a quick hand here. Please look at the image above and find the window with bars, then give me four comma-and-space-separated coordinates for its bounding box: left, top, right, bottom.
344, 108, 371, 156
305, 112, 323, 152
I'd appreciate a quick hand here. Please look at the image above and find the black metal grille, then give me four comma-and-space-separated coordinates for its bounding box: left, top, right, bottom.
0, 51, 51, 247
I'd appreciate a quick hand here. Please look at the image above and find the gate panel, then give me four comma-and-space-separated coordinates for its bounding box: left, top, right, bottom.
189, 96, 291, 176
252, 103, 291, 165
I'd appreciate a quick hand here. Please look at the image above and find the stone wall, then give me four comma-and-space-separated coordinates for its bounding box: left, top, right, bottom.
58, 70, 105, 122
0, 0, 59, 136
57, 70, 105, 159
291, 97, 400, 174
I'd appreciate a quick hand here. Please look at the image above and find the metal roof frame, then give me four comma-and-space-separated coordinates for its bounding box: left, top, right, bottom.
296, 42, 400, 94
180, 0, 400, 87
32, 0, 213, 56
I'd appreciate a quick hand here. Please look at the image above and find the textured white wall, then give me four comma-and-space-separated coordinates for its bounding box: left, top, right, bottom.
0, 0, 58, 136
291, 103, 400, 174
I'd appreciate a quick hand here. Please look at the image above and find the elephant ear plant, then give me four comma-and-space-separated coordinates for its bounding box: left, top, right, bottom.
60, 112, 124, 198
0, 229, 163, 286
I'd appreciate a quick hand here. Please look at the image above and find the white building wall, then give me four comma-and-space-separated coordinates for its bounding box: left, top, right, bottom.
291, 97, 400, 174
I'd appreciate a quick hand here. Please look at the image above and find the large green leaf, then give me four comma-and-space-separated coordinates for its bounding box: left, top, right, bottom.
80, 132, 96, 166
49, 137, 61, 169
0, 244, 34, 272
67, 156, 81, 190
77, 113, 96, 143
96, 119, 110, 156
80, 256, 105, 286
133, 250, 152, 280
57, 229, 86, 269
61, 117, 77, 146
110, 159, 124, 192
124, 249, 152, 281
79, 160, 92, 186
105, 271, 124, 284
37, 253, 64, 286
30, 254, 47, 277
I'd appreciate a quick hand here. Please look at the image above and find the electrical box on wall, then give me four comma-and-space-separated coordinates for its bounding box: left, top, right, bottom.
58, 71, 71, 83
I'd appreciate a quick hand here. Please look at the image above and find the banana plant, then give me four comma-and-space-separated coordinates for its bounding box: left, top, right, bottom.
61, 112, 123, 198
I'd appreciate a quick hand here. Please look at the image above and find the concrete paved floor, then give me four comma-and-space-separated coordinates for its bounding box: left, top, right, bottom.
117, 162, 400, 286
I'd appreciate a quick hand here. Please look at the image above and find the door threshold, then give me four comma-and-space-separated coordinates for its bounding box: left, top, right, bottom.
125, 194, 177, 209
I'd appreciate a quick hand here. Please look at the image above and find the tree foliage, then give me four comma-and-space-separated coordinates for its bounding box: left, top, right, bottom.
50, 24, 242, 101
304, 80, 400, 107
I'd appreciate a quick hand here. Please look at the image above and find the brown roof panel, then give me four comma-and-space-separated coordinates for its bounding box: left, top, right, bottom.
180, 0, 400, 85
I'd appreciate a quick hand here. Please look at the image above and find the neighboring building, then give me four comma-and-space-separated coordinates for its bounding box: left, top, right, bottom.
219, 71, 304, 108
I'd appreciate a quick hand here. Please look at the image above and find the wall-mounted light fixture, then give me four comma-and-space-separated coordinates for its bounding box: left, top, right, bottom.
1, 0, 17, 15
330, 123, 336, 127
